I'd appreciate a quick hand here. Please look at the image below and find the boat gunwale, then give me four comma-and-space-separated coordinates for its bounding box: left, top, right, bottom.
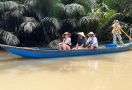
0, 44, 131, 53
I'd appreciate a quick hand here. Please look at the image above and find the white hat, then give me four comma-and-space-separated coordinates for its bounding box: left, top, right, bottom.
62, 32, 71, 37
114, 20, 119, 23
87, 32, 95, 35
77, 32, 85, 37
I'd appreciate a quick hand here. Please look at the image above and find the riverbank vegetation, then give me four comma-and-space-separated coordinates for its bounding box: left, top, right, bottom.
0, 0, 131, 47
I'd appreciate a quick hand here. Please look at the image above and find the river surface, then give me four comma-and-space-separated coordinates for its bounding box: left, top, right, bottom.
0, 50, 132, 90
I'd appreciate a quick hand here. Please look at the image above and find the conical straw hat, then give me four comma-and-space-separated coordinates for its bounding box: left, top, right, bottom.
77, 32, 85, 37
62, 32, 71, 37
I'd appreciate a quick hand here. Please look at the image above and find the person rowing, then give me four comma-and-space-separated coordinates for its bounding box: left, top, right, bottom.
112, 20, 125, 46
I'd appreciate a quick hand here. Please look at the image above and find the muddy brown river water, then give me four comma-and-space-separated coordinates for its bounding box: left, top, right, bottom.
0, 50, 132, 90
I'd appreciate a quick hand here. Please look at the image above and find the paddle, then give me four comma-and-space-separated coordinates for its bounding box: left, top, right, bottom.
119, 28, 132, 41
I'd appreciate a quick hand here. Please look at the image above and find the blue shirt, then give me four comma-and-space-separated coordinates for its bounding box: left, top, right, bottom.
77, 37, 86, 47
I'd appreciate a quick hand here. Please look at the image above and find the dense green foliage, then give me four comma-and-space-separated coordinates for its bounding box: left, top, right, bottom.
0, 0, 131, 46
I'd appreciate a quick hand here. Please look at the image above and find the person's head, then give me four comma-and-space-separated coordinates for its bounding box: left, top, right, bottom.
113, 20, 119, 24
77, 32, 85, 38
62, 32, 71, 38
87, 32, 95, 37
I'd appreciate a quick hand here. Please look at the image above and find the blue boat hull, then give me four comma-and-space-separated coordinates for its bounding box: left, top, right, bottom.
0, 43, 132, 58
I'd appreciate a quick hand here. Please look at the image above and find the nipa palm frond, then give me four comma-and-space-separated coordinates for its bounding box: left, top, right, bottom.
55, 3, 65, 11
3, 11, 11, 22
0, 28, 20, 45
23, 17, 37, 22
23, 0, 44, 21
78, 16, 98, 33
3, 10, 23, 26
0, 2, 4, 11
55, 3, 85, 18
41, 17, 60, 30
20, 4, 32, 15
40, 17, 60, 42
11, 9, 23, 19
20, 20, 40, 33
55, 3, 65, 17
78, 16, 98, 28
104, 10, 117, 20
65, 4, 85, 17
24, 0, 37, 7
4, 1, 19, 11
62, 19, 78, 28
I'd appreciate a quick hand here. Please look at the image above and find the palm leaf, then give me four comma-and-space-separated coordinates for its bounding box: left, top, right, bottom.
3, 10, 23, 32
104, 10, 117, 19
23, 17, 37, 22
40, 17, 60, 30
24, 0, 44, 21
55, 3, 65, 11
78, 16, 98, 33
24, 0, 37, 7
55, 3, 85, 18
11, 9, 23, 18
20, 4, 32, 15
4, 1, 19, 11
40, 17, 60, 42
102, 0, 123, 10
21, 22, 39, 33
75, 0, 99, 13
0, 28, 20, 45
65, 19, 78, 28
0, 2, 4, 12
60, 18, 78, 33
65, 4, 85, 17
3, 11, 11, 22
55, 3, 65, 18
100, 3, 109, 12
20, 17, 40, 33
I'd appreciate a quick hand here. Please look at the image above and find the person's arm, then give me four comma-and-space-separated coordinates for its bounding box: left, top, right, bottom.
75, 38, 80, 49
80, 44, 84, 47
76, 44, 78, 49
59, 38, 65, 44
112, 24, 115, 27
64, 38, 71, 45
92, 37, 97, 46
86, 38, 89, 44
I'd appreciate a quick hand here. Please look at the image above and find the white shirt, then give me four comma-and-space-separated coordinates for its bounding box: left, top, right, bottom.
86, 37, 98, 48
63, 38, 72, 45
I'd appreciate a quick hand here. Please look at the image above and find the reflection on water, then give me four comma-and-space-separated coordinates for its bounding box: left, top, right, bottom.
0, 50, 132, 90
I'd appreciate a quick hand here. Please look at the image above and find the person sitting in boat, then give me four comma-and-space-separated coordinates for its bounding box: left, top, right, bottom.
86, 31, 98, 49
73, 32, 86, 50
112, 20, 125, 46
58, 32, 72, 50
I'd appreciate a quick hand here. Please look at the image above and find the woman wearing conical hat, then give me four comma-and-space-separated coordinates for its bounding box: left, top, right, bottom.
112, 20, 124, 45
74, 32, 86, 50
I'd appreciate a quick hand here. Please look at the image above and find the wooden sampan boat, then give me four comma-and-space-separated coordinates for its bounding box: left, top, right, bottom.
0, 43, 132, 58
